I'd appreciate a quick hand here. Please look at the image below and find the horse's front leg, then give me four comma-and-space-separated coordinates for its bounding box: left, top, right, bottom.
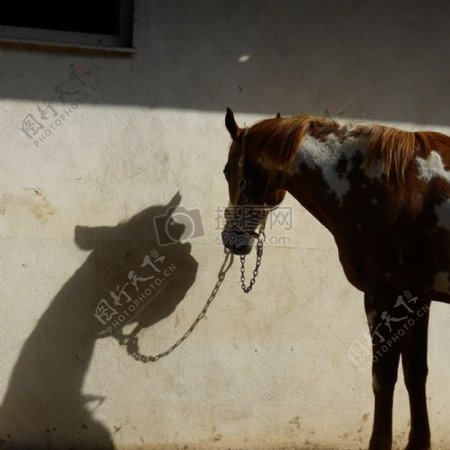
365, 291, 402, 450
401, 299, 431, 450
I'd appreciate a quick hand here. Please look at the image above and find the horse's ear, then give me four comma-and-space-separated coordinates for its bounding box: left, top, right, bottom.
276, 112, 281, 118
225, 107, 241, 140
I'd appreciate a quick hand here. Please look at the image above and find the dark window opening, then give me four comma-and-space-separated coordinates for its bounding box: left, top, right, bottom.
0, 0, 134, 55
1, 1, 121, 35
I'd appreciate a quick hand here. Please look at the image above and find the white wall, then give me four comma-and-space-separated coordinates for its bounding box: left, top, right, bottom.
1, 1, 450, 449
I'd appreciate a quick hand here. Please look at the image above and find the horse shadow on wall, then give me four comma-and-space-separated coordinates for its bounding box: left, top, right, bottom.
0, 193, 198, 449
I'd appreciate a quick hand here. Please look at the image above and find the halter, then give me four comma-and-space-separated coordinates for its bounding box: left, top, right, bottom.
233, 128, 270, 293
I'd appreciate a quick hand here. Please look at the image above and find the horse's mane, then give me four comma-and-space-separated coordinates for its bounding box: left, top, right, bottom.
245, 115, 450, 181
361, 124, 450, 180
245, 115, 340, 171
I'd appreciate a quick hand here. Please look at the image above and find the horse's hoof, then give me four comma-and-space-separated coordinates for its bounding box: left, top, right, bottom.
404, 442, 431, 450
368, 438, 392, 450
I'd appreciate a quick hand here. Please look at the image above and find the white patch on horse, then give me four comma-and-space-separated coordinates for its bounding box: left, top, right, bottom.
371, 197, 378, 205
433, 271, 450, 293
296, 134, 361, 202
416, 151, 450, 183
434, 200, 450, 230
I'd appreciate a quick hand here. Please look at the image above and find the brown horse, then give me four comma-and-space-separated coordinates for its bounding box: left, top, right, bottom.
222, 108, 450, 450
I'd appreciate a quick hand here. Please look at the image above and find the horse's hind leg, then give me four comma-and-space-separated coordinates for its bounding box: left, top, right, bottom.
365, 290, 402, 450
401, 300, 431, 450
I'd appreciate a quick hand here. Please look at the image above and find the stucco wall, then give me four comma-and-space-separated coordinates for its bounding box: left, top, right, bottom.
1, 1, 450, 449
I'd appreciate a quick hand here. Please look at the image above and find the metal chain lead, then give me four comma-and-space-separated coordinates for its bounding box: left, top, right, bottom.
240, 232, 265, 293
126, 251, 234, 363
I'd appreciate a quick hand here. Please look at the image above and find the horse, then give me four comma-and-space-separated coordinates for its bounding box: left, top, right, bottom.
221, 107, 450, 450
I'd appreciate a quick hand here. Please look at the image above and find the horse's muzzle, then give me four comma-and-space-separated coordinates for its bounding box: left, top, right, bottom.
221, 229, 256, 255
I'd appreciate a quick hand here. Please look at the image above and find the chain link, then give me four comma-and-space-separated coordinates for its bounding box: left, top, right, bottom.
240, 232, 265, 293
124, 251, 234, 363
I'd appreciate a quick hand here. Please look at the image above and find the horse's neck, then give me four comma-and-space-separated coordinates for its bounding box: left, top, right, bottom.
285, 130, 364, 231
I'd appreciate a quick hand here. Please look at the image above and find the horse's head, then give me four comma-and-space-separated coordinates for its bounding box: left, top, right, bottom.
221, 108, 287, 255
